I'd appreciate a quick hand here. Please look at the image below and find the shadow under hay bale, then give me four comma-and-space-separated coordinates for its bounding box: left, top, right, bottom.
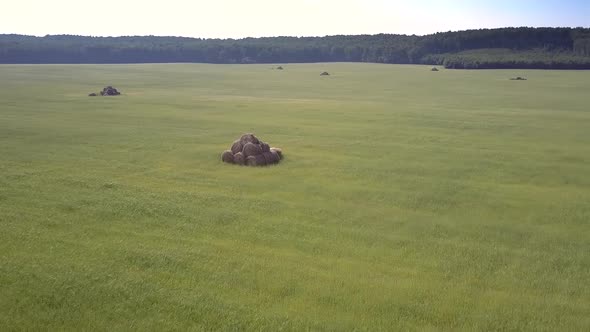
320, 72, 330, 76
510, 77, 527, 81
88, 93, 97, 96
220, 134, 283, 167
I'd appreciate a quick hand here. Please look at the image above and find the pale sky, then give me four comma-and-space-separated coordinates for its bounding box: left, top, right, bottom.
2, 0, 589, 38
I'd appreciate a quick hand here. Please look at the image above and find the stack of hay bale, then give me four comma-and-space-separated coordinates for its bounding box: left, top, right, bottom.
89, 86, 121, 96
99, 86, 121, 96
221, 133, 283, 166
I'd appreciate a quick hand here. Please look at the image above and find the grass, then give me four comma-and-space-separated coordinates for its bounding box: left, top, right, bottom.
0, 63, 589, 330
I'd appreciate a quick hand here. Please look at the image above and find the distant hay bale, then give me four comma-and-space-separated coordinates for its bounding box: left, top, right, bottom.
242, 142, 262, 157
270, 147, 283, 159
510, 76, 527, 81
240, 133, 260, 145
94, 86, 121, 96
233, 152, 245, 165
231, 140, 243, 154
320, 71, 330, 76
246, 154, 267, 166
260, 142, 270, 153
221, 150, 234, 164
431, 67, 439, 71
101, 86, 121, 96
276, 66, 284, 70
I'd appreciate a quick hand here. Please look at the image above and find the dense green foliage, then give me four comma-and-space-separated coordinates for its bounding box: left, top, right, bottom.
2, 27, 590, 68
424, 49, 590, 69
1, 63, 589, 330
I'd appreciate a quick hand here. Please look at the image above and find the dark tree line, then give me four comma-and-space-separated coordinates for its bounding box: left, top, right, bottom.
1, 27, 590, 69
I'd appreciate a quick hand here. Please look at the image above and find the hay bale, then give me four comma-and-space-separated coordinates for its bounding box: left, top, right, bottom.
246, 154, 267, 166
276, 66, 284, 70
220, 134, 282, 166
260, 142, 270, 153
320, 71, 330, 76
262, 151, 279, 164
221, 150, 234, 164
234, 152, 245, 165
231, 140, 243, 154
431, 67, 439, 71
270, 150, 280, 162
99, 86, 121, 96
242, 142, 262, 157
240, 133, 260, 145
88, 93, 97, 96
245, 156, 256, 166
270, 147, 283, 159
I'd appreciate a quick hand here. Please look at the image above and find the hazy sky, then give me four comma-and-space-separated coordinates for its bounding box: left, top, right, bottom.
2, 0, 589, 38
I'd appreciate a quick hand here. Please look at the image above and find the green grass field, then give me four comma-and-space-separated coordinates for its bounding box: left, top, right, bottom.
1, 63, 589, 330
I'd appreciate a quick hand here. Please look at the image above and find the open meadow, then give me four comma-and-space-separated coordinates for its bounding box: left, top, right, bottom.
1, 63, 589, 330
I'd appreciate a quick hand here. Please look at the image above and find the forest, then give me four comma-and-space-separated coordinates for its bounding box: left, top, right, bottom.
1, 27, 590, 69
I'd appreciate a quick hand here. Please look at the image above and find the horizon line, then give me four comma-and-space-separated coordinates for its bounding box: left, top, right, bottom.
2, 26, 589, 40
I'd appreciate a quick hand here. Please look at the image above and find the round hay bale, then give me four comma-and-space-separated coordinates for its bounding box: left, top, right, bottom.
270, 147, 283, 159
270, 150, 280, 162
233, 152, 245, 165
231, 140, 243, 154
242, 142, 262, 157
88, 93, 97, 96
260, 142, 270, 153
246, 154, 267, 166
320, 71, 330, 76
262, 151, 279, 164
221, 150, 234, 164
240, 133, 260, 145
